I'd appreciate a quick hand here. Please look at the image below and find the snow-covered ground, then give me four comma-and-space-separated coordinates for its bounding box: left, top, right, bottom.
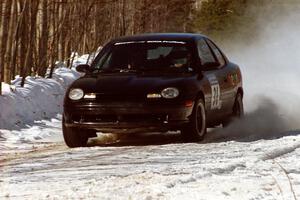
0, 56, 83, 161
0, 125, 299, 200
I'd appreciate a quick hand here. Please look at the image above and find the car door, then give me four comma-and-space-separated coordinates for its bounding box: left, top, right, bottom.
205, 39, 236, 116
196, 38, 225, 122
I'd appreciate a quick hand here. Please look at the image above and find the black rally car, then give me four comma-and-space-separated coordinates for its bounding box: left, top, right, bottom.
63, 33, 243, 147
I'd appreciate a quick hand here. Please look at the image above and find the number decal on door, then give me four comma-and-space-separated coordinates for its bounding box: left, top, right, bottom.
211, 84, 221, 109
207, 74, 222, 110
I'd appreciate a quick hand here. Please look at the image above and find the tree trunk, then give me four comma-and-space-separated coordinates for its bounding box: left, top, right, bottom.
4, 0, 15, 83
11, 0, 25, 80
19, 0, 28, 83
38, 0, 48, 77
0, 0, 12, 94
21, 0, 39, 87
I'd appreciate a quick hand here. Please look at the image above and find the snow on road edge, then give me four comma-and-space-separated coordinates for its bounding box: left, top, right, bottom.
0, 55, 89, 130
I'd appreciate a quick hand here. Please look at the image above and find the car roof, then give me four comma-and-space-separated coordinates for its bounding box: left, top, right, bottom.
110, 33, 207, 43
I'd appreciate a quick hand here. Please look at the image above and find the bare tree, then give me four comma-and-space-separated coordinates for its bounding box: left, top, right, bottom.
21, 0, 39, 87
0, 0, 12, 94
37, 0, 49, 76
0, 0, 197, 93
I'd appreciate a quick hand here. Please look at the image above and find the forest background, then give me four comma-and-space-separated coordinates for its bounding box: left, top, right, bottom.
0, 0, 298, 94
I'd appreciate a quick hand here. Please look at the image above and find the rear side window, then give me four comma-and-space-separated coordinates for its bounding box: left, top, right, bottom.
206, 39, 226, 67
197, 39, 215, 65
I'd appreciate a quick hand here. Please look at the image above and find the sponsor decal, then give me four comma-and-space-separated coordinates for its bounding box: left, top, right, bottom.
228, 73, 239, 86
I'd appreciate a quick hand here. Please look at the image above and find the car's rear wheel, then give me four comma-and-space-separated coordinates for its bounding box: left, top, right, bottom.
233, 93, 244, 118
62, 117, 96, 148
223, 93, 244, 127
181, 98, 207, 142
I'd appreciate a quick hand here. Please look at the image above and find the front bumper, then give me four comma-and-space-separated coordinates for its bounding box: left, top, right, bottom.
63, 102, 193, 133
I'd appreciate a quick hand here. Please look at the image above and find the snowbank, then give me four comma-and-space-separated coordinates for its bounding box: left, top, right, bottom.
0, 53, 90, 130
0, 68, 80, 130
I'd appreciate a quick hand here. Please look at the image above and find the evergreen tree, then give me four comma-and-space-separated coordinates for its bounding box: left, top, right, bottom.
194, 0, 262, 44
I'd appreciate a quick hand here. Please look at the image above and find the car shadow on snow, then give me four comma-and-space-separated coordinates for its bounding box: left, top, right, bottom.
88, 131, 185, 147
204, 97, 300, 143
88, 128, 300, 147
88, 97, 300, 147
204, 128, 300, 143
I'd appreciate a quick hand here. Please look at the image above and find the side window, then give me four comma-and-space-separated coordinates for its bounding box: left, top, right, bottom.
197, 39, 216, 65
206, 39, 226, 67
93, 48, 111, 70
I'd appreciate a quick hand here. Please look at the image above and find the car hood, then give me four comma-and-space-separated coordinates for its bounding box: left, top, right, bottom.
70, 73, 196, 95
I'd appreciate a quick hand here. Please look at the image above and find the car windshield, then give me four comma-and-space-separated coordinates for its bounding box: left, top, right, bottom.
93, 41, 193, 73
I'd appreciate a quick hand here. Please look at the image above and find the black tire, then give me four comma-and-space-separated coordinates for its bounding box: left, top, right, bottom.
181, 98, 207, 142
62, 117, 89, 148
223, 93, 244, 127
86, 130, 97, 138
233, 93, 244, 118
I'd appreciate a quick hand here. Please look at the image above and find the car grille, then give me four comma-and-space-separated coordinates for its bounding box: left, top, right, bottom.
96, 93, 144, 102
71, 114, 168, 123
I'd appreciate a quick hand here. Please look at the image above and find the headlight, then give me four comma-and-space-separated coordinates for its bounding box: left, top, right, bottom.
69, 88, 84, 100
161, 87, 179, 99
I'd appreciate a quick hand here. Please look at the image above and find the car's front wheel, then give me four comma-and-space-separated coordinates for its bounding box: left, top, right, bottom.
181, 98, 207, 142
62, 117, 96, 148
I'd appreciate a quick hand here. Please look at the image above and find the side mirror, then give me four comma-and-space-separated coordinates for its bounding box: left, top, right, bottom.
202, 62, 220, 71
76, 64, 90, 73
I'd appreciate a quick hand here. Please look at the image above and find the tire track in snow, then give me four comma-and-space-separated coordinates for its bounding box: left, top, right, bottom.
0, 143, 65, 166
261, 142, 300, 161
164, 139, 300, 190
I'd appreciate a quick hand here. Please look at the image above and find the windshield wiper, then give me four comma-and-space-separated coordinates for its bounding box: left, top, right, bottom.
119, 69, 138, 73
96, 67, 138, 73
